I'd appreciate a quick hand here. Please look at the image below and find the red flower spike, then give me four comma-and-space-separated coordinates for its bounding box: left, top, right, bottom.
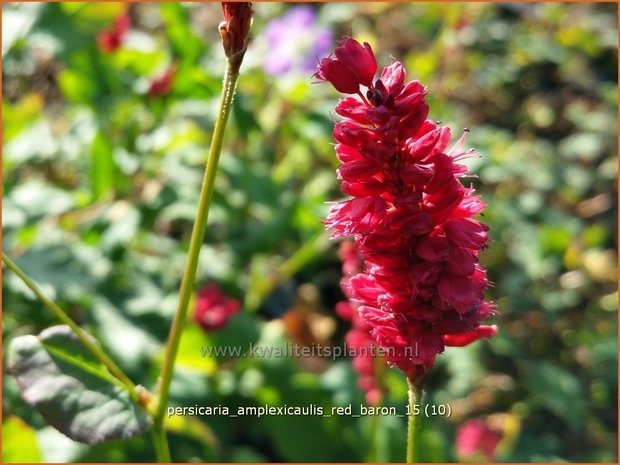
318, 37, 497, 387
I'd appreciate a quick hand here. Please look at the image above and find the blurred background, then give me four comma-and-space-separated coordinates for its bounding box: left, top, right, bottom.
2, 2, 617, 462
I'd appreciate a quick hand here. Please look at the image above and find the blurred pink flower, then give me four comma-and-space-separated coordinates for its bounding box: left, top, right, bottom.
336, 241, 385, 405
97, 13, 130, 53
194, 284, 240, 332
264, 6, 333, 76
456, 419, 503, 461
316, 37, 497, 386
148, 67, 175, 97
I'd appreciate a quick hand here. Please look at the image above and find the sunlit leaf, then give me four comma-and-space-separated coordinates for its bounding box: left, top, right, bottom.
2, 416, 42, 463
7, 325, 151, 444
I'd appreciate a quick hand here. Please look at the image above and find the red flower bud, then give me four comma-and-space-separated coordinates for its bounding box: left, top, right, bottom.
314, 37, 377, 95
333, 37, 377, 88
220, 2, 253, 70
316, 58, 361, 94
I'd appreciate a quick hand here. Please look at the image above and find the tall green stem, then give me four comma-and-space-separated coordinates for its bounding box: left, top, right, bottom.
406, 378, 424, 463
1, 252, 140, 403
367, 413, 379, 462
151, 424, 171, 463
152, 63, 240, 455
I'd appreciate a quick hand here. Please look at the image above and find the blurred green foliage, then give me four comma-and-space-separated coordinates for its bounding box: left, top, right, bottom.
2, 2, 617, 463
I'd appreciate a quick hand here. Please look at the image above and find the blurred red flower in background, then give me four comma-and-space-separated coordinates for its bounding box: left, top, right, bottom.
456, 419, 503, 461
148, 67, 175, 97
194, 284, 240, 332
97, 13, 131, 53
336, 241, 385, 405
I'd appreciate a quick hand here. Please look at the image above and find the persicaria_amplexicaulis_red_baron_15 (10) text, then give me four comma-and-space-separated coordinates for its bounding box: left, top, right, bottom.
315, 37, 498, 387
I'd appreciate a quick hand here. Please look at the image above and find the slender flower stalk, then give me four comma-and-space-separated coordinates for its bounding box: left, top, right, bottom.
152, 3, 253, 461
151, 425, 171, 463
153, 46, 240, 430
1, 252, 143, 405
406, 378, 423, 463
315, 37, 498, 462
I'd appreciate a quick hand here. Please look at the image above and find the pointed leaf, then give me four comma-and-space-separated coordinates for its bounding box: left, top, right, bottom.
7, 325, 151, 444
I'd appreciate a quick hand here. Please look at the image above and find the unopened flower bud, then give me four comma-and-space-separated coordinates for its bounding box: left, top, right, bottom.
220, 2, 253, 71
314, 36, 377, 95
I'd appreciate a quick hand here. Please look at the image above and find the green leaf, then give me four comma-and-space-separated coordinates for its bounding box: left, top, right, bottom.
2, 416, 42, 462
2, 94, 45, 142
60, 2, 124, 20
90, 297, 162, 370
58, 68, 97, 104
6, 325, 151, 444
90, 130, 116, 199
111, 49, 166, 76
175, 324, 217, 374
233, 94, 261, 138
6, 180, 75, 219
523, 361, 586, 432
159, 3, 204, 64
36, 426, 87, 463
5, 243, 111, 302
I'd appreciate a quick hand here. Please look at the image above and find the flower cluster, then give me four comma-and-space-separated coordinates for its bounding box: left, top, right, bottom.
316, 37, 497, 384
97, 13, 131, 54
336, 241, 384, 405
193, 284, 240, 332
